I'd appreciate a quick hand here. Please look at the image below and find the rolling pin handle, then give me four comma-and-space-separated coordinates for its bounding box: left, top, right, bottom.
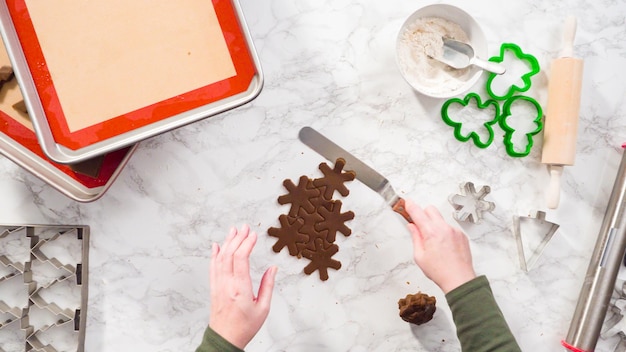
547, 165, 564, 209
562, 16, 577, 57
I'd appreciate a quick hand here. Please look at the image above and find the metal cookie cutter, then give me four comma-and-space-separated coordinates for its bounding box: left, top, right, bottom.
513, 211, 559, 272
600, 282, 626, 350
448, 182, 496, 223
602, 298, 626, 340
0, 225, 89, 352
614, 337, 626, 352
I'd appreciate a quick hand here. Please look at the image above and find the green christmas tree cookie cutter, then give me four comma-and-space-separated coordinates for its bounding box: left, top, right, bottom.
441, 93, 501, 149
499, 95, 543, 157
486, 43, 540, 101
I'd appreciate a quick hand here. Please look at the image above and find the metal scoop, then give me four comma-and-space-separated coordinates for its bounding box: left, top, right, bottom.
434, 38, 506, 75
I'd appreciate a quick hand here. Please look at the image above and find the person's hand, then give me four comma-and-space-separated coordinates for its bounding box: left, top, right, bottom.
405, 200, 476, 294
209, 225, 277, 349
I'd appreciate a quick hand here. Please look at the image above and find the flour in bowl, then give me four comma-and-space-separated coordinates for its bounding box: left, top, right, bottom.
397, 17, 473, 96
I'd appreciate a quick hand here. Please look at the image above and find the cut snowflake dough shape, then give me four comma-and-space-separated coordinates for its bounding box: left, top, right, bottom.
315, 200, 355, 242
301, 238, 342, 281
312, 158, 355, 200
267, 215, 307, 256
278, 175, 320, 217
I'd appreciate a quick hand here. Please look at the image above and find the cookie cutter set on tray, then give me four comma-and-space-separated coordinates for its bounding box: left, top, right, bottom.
0, 225, 89, 352
0, 0, 262, 201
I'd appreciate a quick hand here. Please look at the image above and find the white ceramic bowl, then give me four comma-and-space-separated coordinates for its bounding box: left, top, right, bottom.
396, 4, 487, 98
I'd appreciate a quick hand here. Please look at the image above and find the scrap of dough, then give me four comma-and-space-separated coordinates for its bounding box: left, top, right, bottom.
398, 292, 437, 325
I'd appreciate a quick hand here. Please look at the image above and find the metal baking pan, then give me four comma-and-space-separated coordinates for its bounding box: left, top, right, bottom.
0, 65, 137, 202
0, 36, 134, 202
0, 224, 89, 352
0, 132, 136, 202
0, 0, 263, 164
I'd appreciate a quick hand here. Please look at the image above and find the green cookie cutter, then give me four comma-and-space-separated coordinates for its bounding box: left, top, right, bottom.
441, 93, 501, 149
499, 95, 543, 157
486, 43, 540, 101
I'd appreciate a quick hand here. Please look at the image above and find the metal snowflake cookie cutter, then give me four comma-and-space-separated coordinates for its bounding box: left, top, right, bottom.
513, 211, 559, 272
441, 93, 501, 149
448, 182, 496, 223
485, 42, 541, 101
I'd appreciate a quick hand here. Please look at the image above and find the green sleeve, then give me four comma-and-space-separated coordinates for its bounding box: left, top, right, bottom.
445, 275, 521, 352
195, 326, 245, 352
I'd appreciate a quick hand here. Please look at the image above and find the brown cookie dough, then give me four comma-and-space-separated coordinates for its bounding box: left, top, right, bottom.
12, 100, 27, 115
268, 158, 355, 281
0, 65, 13, 85
398, 292, 437, 325
313, 158, 355, 200
268, 215, 307, 256
315, 199, 354, 243
277, 175, 320, 217
301, 238, 341, 281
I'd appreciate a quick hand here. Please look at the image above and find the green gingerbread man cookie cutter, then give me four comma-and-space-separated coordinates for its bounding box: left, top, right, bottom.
485, 43, 540, 101
441, 92, 501, 149
499, 95, 543, 158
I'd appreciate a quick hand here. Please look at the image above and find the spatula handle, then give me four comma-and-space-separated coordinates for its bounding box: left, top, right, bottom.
392, 198, 413, 223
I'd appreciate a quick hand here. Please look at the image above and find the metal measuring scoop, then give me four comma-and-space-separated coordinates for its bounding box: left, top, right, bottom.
433, 38, 506, 75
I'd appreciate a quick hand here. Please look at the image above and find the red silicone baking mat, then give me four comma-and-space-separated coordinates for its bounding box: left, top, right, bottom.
0, 32, 135, 202
0, 0, 262, 163
0, 109, 135, 201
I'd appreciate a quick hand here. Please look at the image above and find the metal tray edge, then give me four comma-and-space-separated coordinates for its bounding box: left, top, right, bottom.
0, 132, 137, 203
0, 0, 264, 164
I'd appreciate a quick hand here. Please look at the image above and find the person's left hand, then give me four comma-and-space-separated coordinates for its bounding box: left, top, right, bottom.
209, 225, 277, 349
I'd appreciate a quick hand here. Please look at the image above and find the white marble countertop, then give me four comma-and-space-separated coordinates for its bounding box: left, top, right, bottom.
1, 0, 626, 351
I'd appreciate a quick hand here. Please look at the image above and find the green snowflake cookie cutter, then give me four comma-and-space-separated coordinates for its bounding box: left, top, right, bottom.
499, 95, 543, 157
441, 93, 501, 149
486, 43, 540, 101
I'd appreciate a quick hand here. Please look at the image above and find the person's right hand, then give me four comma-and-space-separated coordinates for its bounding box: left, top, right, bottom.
405, 200, 476, 294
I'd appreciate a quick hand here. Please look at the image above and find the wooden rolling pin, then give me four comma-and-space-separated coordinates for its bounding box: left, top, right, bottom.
541, 16, 584, 209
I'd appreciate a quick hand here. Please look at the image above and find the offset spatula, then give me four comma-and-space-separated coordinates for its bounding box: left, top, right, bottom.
298, 126, 412, 222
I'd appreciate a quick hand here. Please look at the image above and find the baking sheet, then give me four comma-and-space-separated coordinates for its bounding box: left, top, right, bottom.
0, 39, 135, 202
0, 0, 262, 163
